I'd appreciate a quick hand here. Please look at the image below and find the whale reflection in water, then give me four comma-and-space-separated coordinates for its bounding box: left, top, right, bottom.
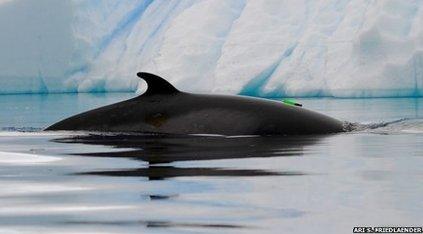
53, 133, 325, 180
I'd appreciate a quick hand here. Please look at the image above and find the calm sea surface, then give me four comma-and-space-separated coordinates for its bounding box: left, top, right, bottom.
0, 93, 422, 234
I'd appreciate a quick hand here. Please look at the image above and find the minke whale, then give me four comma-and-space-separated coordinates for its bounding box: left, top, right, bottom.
46, 72, 345, 135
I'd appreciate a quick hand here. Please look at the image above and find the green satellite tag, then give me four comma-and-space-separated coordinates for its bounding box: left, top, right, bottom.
282, 99, 302, 107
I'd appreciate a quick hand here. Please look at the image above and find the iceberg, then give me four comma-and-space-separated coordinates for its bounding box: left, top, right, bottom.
0, 0, 422, 97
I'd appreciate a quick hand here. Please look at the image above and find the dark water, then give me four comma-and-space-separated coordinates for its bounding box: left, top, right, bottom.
0, 94, 422, 233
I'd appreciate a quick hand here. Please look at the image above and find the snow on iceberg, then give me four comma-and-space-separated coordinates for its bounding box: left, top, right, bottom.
0, 0, 422, 97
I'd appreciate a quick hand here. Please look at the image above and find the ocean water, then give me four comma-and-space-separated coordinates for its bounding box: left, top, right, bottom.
0, 93, 422, 234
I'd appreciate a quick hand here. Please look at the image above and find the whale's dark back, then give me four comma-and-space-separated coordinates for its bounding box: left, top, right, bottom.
45, 73, 344, 135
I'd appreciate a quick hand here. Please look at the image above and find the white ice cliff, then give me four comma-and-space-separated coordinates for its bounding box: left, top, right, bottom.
0, 0, 422, 97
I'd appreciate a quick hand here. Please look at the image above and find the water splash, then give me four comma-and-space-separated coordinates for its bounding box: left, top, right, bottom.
344, 118, 423, 134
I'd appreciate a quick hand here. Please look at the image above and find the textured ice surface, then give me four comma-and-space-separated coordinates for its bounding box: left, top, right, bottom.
0, 0, 422, 97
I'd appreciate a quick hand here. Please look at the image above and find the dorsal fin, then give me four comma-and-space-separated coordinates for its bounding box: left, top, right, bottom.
137, 72, 179, 96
